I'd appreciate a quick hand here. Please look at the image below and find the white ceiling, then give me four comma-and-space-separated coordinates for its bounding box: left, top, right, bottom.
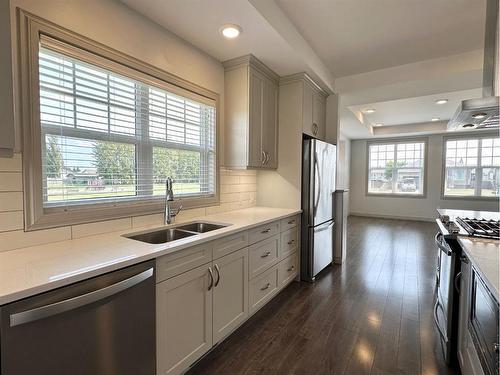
120, 0, 311, 77
276, 0, 487, 77
348, 88, 483, 127
120, 0, 487, 140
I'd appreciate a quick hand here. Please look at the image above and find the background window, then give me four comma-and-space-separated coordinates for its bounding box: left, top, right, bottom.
368, 141, 425, 195
39, 44, 216, 208
444, 137, 499, 198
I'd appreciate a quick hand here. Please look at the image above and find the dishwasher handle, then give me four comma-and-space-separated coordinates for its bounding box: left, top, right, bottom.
10, 267, 154, 327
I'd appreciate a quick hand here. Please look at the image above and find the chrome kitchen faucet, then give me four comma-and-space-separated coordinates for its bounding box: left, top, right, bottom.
165, 177, 182, 224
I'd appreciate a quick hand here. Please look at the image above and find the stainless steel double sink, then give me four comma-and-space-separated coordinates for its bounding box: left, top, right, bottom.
124, 222, 229, 244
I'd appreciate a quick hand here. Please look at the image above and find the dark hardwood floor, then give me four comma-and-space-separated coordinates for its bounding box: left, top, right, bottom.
187, 216, 459, 375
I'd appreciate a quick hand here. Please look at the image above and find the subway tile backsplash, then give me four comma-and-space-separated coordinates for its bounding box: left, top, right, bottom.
0, 155, 257, 251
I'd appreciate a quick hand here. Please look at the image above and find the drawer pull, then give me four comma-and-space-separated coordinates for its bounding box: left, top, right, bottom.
287, 265, 295, 272
260, 283, 271, 291
261, 251, 271, 258
287, 220, 295, 225
261, 228, 271, 234
287, 240, 295, 245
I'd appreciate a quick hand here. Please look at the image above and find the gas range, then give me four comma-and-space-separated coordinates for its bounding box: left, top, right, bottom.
436, 209, 500, 240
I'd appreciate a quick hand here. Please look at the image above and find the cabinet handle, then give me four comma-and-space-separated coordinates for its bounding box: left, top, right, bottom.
287, 240, 295, 245
261, 228, 271, 234
265, 151, 270, 165
287, 265, 295, 272
261, 251, 271, 258
261, 150, 266, 165
207, 267, 214, 291
260, 283, 271, 291
214, 264, 221, 287
312, 123, 319, 135
287, 220, 295, 225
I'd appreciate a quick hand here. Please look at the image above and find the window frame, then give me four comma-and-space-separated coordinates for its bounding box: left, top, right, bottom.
365, 137, 428, 198
441, 132, 499, 201
19, 11, 220, 231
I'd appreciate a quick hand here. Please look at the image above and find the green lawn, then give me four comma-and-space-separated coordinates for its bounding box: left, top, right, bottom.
47, 182, 201, 201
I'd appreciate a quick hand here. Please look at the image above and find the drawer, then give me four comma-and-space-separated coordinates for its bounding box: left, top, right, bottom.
280, 215, 299, 232
212, 231, 248, 260
248, 235, 279, 279
248, 221, 280, 245
280, 227, 298, 260
156, 243, 213, 283
249, 264, 279, 314
278, 251, 298, 288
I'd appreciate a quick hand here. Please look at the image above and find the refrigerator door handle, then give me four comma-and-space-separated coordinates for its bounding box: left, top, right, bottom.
314, 220, 334, 233
313, 154, 321, 218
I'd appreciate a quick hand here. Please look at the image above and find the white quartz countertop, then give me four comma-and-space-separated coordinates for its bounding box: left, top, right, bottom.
0, 207, 301, 305
458, 236, 500, 300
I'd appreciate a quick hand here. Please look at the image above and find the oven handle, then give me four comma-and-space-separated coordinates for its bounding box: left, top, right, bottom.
10, 267, 154, 327
433, 298, 449, 343
435, 233, 452, 256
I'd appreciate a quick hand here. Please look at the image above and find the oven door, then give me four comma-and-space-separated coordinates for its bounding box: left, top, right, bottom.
469, 268, 499, 375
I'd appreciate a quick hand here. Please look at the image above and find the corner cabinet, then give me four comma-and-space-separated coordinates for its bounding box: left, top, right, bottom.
281, 73, 328, 141
223, 55, 279, 169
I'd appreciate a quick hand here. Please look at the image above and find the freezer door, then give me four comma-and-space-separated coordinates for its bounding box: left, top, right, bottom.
311, 140, 336, 226
312, 220, 334, 277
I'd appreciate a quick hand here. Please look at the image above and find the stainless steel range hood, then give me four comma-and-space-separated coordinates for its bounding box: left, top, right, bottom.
448, 0, 499, 131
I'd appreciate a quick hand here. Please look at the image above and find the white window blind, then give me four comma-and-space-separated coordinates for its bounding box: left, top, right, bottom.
444, 137, 499, 198
368, 141, 425, 195
38, 40, 216, 208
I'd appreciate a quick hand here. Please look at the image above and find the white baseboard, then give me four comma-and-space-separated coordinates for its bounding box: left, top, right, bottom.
348, 212, 435, 222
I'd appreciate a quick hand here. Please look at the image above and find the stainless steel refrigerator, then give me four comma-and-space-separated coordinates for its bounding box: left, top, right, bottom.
301, 138, 336, 282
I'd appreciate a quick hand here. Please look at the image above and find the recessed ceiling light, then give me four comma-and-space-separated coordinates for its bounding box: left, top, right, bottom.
435, 99, 448, 105
220, 24, 242, 39
374, 123, 383, 127
471, 112, 487, 119
431, 117, 440, 122
363, 108, 376, 114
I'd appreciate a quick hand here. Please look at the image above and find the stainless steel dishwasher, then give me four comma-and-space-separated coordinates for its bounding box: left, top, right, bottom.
0, 260, 155, 375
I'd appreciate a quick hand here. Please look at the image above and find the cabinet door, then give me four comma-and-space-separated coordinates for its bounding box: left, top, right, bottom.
302, 82, 314, 137
248, 68, 265, 167
212, 248, 249, 343
262, 78, 278, 169
312, 93, 326, 140
157, 265, 213, 375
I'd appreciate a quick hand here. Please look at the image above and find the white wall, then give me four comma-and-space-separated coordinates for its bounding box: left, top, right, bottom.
349, 134, 499, 221
0, 0, 258, 252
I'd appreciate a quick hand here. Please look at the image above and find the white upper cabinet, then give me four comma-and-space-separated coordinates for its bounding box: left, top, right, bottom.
282, 73, 328, 141
223, 55, 279, 169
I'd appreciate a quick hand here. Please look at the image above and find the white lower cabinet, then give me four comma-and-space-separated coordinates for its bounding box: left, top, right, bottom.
156, 215, 300, 374
249, 264, 279, 315
278, 251, 299, 288
156, 264, 213, 375
212, 248, 249, 343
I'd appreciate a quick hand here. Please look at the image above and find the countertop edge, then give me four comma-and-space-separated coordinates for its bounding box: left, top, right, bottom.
458, 237, 500, 301
0, 208, 302, 305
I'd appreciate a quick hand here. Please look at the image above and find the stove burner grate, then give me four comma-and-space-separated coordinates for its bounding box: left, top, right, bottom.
456, 217, 500, 239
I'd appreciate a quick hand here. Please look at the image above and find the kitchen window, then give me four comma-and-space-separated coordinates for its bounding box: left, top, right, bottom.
20, 14, 219, 230
443, 135, 499, 198
367, 140, 426, 196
